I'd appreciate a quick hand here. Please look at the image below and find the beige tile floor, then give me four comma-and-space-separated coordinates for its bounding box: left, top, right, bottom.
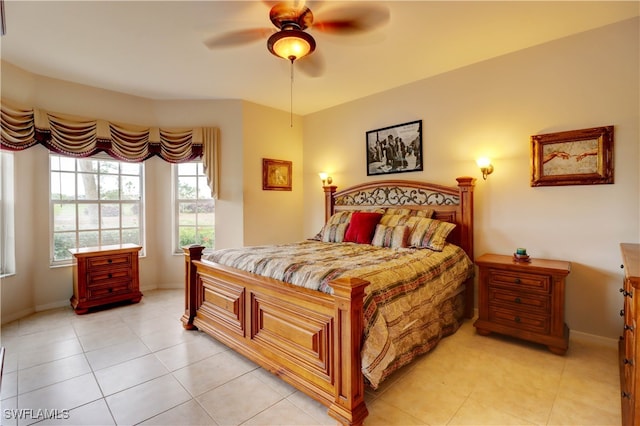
0, 289, 621, 425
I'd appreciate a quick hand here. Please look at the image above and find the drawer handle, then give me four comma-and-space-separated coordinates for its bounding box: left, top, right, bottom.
625, 324, 635, 332
514, 297, 522, 304
515, 316, 521, 323
620, 288, 633, 298
624, 358, 634, 366
621, 309, 625, 317
621, 264, 625, 269
108, 273, 113, 279
623, 391, 632, 399
108, 259, 113, 264
514, 278, 521, 284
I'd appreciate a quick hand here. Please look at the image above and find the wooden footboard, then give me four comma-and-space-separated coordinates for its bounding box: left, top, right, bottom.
181, 245, 369, 426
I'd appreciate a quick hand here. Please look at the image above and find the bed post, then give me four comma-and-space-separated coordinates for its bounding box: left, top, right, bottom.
323, 185, 337, 222
456, 177, 476, 319
456, 176, 475, 261
181, 245, 205, 330
328, 277, 369, 426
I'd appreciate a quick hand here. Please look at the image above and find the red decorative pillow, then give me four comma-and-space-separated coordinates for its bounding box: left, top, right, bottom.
344, 211, 383, 244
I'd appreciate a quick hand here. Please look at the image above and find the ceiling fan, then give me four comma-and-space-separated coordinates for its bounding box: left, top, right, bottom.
203, 1, 390, 77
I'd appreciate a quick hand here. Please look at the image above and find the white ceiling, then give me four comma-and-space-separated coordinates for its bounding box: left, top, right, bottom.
1, 1, 638, 115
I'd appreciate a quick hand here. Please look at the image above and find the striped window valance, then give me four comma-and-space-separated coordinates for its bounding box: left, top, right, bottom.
0, 99, 219, 198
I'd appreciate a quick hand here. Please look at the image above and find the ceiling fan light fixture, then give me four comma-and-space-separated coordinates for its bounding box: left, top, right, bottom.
267, 29, 315, 61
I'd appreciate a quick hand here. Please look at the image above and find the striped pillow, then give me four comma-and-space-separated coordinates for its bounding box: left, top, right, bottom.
408, 218, 456, 251
385, 208, 434, 218
321, 223, 349, 243
371, 224, 410, 248
311, 211, 353, 240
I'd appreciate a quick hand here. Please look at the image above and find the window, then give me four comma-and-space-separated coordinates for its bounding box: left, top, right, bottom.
50, 154, 144, 264
174, 162, 214, 253
1, 151, 15, 276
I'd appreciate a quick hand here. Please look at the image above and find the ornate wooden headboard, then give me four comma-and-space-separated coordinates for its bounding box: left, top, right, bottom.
323, 177, 476, 260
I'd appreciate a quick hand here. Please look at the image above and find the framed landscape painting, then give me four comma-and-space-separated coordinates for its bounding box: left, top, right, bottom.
366, 120, 423, 176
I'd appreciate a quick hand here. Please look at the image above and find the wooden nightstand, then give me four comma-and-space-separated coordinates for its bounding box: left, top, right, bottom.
69, 244, 143, 314
473, 253, 571, 355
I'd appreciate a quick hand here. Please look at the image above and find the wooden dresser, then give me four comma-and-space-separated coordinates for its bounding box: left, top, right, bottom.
473, 253, 571, 355
620, 243, 640, 425
69, 244, 143, 314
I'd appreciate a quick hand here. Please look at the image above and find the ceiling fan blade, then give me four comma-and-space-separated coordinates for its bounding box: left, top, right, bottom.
203, 28, 274, 49
314, 4, 389, 35
297, 50, 325, 78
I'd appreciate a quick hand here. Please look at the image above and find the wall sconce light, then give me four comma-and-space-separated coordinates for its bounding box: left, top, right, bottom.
318, 172, 333, 186
476, 157, 494, 180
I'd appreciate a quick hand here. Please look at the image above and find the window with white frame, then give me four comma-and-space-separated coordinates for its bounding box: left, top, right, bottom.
50, 154, 144, 264
174, 162, 215, 253
1, 151, 16, 276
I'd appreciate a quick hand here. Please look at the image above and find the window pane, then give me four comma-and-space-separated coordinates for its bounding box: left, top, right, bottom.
78, 173, 98, 200
101, 204, 120, 229
178, 227, 196, 248
101, 230, 120, 246
178, 177, 197, 199
58, 156, 76, 172
120, 163, 140, 175
178, 163, 197, 175
77, 158, 98, 173
78, 231, 100, 248
99, 160, 119, 174
122, 228, 140, 245
121, 176, 140, 200
53, 232, 76, 262
198, 226, 215, 249
56, 172, 77, 200
99, 175, 119, 200
53, 203, 76, 231
178, 203, 195, 225
122, 204, 139, 227
51, 172, 62, 201
79, 204, 99, 230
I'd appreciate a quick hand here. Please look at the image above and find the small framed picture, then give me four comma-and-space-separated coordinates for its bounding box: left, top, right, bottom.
262, 158, 292, 191
530, 126, 614, 186
366, 120, 423, 176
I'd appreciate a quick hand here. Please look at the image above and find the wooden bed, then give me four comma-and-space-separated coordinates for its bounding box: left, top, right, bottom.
181, 177, 475, 426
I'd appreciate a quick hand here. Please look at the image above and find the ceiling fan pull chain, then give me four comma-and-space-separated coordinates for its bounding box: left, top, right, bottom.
290, 58, 294, 127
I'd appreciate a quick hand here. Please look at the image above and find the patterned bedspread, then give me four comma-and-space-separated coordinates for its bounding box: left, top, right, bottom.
203, 240, 474, 389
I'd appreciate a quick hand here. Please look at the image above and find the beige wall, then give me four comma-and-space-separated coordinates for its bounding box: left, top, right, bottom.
242, 102, 305, 246
303, 18, 640, 339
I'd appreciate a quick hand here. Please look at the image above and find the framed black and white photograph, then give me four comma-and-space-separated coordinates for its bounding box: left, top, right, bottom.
366, 120, 423, 176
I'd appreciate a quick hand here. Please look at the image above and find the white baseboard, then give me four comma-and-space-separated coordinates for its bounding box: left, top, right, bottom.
570, 329, 618, 349
1, 307, 35, 325
35, 300, 69, 312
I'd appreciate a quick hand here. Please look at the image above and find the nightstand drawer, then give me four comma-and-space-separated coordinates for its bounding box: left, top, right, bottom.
489, 287, 550, 315
87, 253, 132, 271
88, 282, 133, 299
487, 270, 550, 294
87, 267, 131, 287
489, 306, 550, 335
